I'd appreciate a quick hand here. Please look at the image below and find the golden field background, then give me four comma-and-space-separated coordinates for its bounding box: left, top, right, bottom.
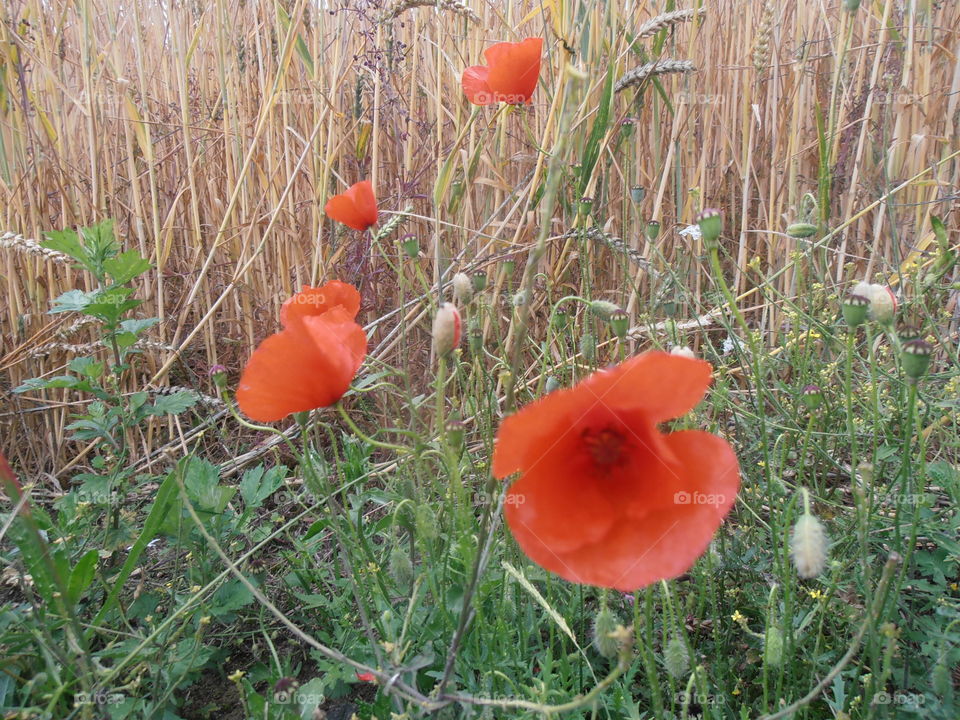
1, 0, 958, 468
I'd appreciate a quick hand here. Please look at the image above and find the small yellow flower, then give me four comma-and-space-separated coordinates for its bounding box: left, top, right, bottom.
808, 589, 824, 599
950, 582, 958, 591
228, 669, 245, 683
731, 610, 746, 623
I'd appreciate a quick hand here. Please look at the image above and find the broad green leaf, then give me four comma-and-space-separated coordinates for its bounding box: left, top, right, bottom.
239, 465, 287, 509
13, 376, 84, 393
103, 249, 151, 285
67, 550, 100, 605
147, 391, 198, 416
42, 228, 87, 266
49, 289, 96, 314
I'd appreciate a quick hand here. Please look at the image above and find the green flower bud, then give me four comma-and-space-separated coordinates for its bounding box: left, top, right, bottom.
544, 376, 561, 393
415, 504, 438, 540
841, 293, 869, 328
696, 208, 723, 248
389, 545, 414, 586
664, 635, 690, 679
763, 626, 784, 668
901, 338, 932, 380
580, 332, 596, 363
786, 222, 817, 239
609, 309, 629, 339
592, 606, 619, 659
589, 300, 620, 320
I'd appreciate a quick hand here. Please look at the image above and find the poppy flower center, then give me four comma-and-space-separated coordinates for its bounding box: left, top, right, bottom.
582, 426, 628, 468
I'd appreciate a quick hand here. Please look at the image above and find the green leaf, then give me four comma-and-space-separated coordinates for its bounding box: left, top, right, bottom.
239, 465, 287, 509
67, 550, 100, 605
13, 376, 84, 393
147, 391, 198, 416
103, 249, 151, 285
69, 356, 105, 379
184, 458, 235, 513
90, 470, 180, 633
119, 317, 160, 336
49, 289, 96, 314
84, 287, 140, 324
42, 228, 87, 266
577, 57, 614, 198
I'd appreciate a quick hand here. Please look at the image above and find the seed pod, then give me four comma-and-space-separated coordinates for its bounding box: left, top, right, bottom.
696, 208, 722, 248
645, 220, 661, 240
841, 293, 869, 328
901, 338, 932, 380
801, 384, 823, 410
471, 270, 488, 291
399, 234, 419, 259
609, 309, 629, 339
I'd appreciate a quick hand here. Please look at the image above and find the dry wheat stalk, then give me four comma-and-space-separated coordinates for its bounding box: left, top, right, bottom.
382, 0, 479, 24
614, 59, 696, 94
0, 231, 71, 264
637, 7, 706, 38
752, 0, 775, 74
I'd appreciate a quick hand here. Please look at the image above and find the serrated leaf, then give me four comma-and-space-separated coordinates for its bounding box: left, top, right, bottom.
42, 228, 87, 265
50, 289, 96, 314
239, 465, 286, 509
13, 376, 83, 393
104, 249, 151, 285
147, 391, 198, 416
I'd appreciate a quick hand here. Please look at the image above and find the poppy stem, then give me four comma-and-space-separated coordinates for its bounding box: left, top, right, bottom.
335, 402, 409, 455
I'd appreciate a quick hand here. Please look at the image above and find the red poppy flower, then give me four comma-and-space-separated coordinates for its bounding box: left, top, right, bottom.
493, 351, 739, 591
324, 180, 378, 231
462, 37, 543, 106
236, 281, 367, 422
355, 672, 376, 683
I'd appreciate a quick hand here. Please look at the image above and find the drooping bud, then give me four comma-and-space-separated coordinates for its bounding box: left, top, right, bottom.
841, 293, 869, 328
452, 272, 474, 305
663, 635, 690, 679
589, 300, 620, 320
786, 223, 817, 239
592, 606, 620, 659
415, 504, 438, 540
432, 302, 462, 357
670, 346, 696, 360
696, 208, 723, 248
901, 338, 932, 380
790, 509, 829, 579
763, 626, 785, 667
389, 544, 414, 586
801, 384, 823, 410
580, 332, 596, 363
609, 309, 629, 339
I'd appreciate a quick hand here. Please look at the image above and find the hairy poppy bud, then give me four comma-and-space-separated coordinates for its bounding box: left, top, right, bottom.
664, 635, 690, 679
696, 208, 722, 248
580, 332, 596, 362
609, 309, 629, 339
589, 300, 620, 320
415, 504, 438, 540
471, 270, 488, 291
791, 511, 829, 579
763, 626, 784, 667
544, 376, 560, 393
452, 272, 474, 305
841, 293, 869, 328
592, 606, 619, 659
901, 338, 932, 380
432, 303, 462, 357
786, 222, 818, 239
670, 346, 696, 360
389, 544, 414, 586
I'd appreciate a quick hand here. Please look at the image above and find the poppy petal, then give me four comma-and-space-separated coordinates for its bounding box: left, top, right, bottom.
504, 446, 616, 555
582, 351, 713, 424
280, 281, 361, 327
484, 37, 542, 104
325, 180, 378, 231
236, 311, 367, 422
461, 65, 494, 105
